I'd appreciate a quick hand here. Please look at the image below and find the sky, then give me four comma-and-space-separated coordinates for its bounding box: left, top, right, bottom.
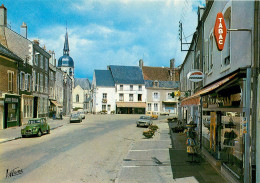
2, 0, 204, 80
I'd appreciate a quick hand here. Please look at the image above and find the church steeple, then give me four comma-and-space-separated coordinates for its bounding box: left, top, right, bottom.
63, 27, 69, 55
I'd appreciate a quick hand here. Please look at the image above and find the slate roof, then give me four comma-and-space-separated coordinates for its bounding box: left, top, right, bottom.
142, 66, 180, 81
95, 70, 115, 87
74, 78, 91, 90
0, 43, 23, 62
109, 65, 145, 84
145, 80, 180, 89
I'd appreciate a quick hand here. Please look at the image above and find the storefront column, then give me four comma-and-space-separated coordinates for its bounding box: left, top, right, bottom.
244, 68, 251, 183
256, 74, 260, 183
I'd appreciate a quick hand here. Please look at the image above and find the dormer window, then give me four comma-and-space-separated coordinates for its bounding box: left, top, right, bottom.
153, 80, 159, 87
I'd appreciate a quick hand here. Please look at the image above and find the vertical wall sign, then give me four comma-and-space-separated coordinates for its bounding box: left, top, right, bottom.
214, 12, 227, 51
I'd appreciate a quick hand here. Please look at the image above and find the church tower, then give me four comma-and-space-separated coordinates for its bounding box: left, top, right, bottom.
58, 28, 74, 79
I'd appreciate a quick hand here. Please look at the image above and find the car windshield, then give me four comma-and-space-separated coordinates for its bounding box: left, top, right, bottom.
140, 116, 149, 119
71, 114, 79, 117
28, 120, 41, 124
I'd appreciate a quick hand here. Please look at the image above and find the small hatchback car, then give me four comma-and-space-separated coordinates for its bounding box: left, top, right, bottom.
21, 118, 50, 137
136, 116, 153, 127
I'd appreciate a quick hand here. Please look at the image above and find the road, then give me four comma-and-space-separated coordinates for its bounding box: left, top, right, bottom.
0, 115, 146, 183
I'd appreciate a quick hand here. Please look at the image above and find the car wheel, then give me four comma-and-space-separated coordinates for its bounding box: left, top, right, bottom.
37, 130, 42, 137
136, 124, 139, 127
22, 135, 26, 138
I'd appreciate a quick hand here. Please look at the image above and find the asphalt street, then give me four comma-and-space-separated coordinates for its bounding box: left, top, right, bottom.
0, 115, 145, 183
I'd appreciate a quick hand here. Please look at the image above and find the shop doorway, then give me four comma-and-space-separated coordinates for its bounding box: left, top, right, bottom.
33, 97, 38, 118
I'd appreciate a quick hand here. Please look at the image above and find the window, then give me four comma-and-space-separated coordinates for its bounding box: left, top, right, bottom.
35, 54, 38, 66
168, 93, 173, 99
7, 71, 14, 92
107, 105, 111, 111
45, 58, 48, 71
37, 73, 40, 92
130, 85, 133, 91
138, 85, 142, 91
76, 94, 79, 103
138, 94, 142, 101
27, 75, 31, 91
154, 103, 158, 111
40, 55, 43, 69
148, 103, 151, 111
153, 81, 159, 87
40, 73, 43, 92
102, 105, 106, 111
45, 76, 48, 93
129, 94, 133, 101
209, 34, 213, 72
119, 94, 124, 101
153, 92, 159, 100
103, 93, 107, 99
120, 85, 123, 91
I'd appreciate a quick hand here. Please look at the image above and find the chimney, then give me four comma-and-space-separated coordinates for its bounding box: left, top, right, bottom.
33, 39, 39, 45
139, 59, 144, 68
170, 58, 175, 70
0, 4, 7, 26
20, 22, 27, 38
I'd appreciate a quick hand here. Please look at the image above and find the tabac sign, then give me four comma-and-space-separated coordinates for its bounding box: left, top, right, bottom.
214, 12, 227, 51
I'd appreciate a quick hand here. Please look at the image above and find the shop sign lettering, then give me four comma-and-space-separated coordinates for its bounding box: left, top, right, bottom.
214, 12, 227, 51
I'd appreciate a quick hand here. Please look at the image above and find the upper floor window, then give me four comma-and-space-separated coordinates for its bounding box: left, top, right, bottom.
129, 94, 133, 101
208, 34, 213, 73
138, 85, 142, 91
120, 85, 123, 91
154, 103, 158, 111
20, 72, 25, 91
119, 94, 124, 101
76, 94, 79, 103
130, 85, 133, 91
7, 71, 14, 92
168, 93, 173, 99
35, 54, 39, 66
45, 76, 48, 93
45, 58, 48, 71
153, 92, 159, 100
103, 93, 107, 99
153, 80, 159, 87
40, 55, 44, 69
148, 103, 151, 111
138, 94, 142, 101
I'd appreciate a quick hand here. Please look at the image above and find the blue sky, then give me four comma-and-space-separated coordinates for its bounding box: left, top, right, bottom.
3, 0, 204, 80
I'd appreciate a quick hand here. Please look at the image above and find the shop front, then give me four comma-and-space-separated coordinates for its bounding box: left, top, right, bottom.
116, 102, 146, 114
4, 94, 21, 128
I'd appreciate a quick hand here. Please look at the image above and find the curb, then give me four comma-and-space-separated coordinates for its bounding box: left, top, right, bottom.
0, 124, 65, 144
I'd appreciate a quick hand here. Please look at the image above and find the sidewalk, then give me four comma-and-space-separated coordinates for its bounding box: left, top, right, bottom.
168, 122, 228, 183
0, 117, 69, 144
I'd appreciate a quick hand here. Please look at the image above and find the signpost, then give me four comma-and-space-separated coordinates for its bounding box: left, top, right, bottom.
187, 71, 204, 82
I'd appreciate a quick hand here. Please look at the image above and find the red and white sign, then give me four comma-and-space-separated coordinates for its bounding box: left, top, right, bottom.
214, 12, 227, 51
187, 71, 204, 82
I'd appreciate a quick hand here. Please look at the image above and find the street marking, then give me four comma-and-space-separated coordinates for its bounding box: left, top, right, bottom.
130, 149, 169, 152
122, 166, 140, 168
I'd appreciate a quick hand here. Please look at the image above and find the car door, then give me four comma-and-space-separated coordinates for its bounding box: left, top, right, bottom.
41, 119, 47, 132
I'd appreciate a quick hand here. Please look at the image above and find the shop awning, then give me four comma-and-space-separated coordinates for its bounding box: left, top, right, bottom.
51, 100, 63, 107
181, 73, 238, 106
162, 101, 178, 103
116, 102, 146, 108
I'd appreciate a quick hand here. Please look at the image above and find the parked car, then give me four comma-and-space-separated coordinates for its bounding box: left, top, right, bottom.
146, 111, 158, 119
70, 113, 82, 123
77, 111, 85, 119
21, 118, 50, 137
136, 116, 153, 127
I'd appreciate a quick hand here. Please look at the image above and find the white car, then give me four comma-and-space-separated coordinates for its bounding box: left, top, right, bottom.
136, 116, 153, 127
77, 111, 85, 119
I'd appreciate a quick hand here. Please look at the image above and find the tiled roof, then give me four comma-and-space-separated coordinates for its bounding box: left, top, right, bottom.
142, 66, 179, 81
95, 70, 115, 87
145, 80, 180, 89
74, 78, 91, 90
0, 43, 23, 61
109, 65, 145, 84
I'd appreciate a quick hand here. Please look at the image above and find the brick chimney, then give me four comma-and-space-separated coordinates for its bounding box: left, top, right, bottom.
170, 59, 175, 81
33, 39, 40, 45
139, 59, 144, 68
170, 58, 175, 70
20, 22, 27, 38
0, 4, 7, 26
